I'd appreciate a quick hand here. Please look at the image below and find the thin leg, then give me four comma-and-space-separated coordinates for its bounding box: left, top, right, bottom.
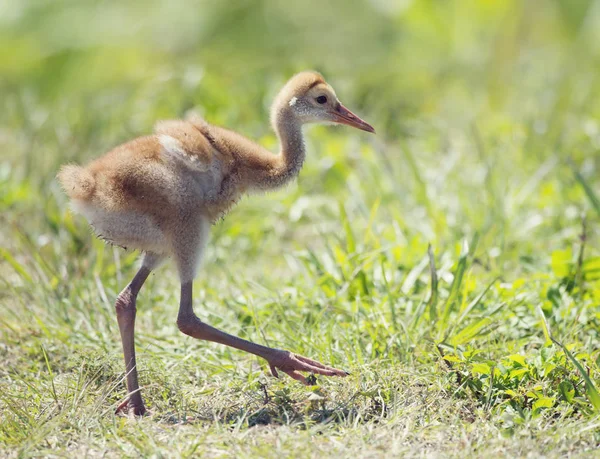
176, 282, 348, 384
172, 217, 346, 384
115, 252, 163, 415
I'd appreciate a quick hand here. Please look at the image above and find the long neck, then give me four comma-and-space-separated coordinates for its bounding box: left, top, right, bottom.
270, 106, 305, 186
234, 97, 306, 192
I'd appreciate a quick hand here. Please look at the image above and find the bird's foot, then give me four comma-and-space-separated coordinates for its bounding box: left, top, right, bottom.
115, 399, 147, 417
266, 350, 349, 385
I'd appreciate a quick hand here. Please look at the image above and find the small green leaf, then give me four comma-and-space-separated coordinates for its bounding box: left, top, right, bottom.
509, 368, 529, 379
471, 363, 491, 375
533, 397, 554, 411
542, 363, 556, 376
551, 249, 572, 278
559, 381, 575, 403
508, 354, 527, 367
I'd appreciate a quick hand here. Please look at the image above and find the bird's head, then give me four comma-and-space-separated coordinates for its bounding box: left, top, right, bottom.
274, 71, 375, 134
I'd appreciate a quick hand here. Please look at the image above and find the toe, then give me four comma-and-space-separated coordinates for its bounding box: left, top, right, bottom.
115, 400, 129, 415
115, 400, 146, 417
131, 405, 147, 417
267, 350, 348, 382
284, 370, 307, 384
295, 355, 329, 369
294, 355, 348, 377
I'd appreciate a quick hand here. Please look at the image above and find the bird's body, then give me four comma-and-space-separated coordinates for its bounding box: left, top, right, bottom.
63, 119, 245, 252
58, 71, 374, 415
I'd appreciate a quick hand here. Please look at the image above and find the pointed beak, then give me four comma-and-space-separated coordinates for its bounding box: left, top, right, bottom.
331, 103, 375, 134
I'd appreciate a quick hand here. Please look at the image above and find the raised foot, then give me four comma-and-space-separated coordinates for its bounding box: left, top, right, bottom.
266, 350, 349, 385
115, 399, 147, 417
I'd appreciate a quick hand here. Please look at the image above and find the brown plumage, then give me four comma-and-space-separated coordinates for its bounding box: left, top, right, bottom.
58, 71, 374, 416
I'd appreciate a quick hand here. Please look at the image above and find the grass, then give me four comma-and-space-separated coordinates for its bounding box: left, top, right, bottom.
1, 0, 600, 457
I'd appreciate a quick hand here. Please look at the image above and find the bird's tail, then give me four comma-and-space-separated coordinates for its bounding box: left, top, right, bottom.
57, 164, 96, 200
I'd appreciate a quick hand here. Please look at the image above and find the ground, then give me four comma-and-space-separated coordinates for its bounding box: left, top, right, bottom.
1, 1, 600, 457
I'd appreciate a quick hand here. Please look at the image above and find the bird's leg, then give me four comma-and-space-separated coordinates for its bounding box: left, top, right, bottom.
173, 219, 346, 383
176, 282, 348, 384
114, 252, 162, 416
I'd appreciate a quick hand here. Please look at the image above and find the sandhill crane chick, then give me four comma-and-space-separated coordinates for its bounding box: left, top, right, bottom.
58, 71, 375, 416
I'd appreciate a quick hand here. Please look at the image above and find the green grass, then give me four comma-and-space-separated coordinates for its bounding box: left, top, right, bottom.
1, 0, 600, 457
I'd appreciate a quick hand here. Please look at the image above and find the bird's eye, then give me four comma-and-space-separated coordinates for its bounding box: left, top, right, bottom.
316, 95, 328, 104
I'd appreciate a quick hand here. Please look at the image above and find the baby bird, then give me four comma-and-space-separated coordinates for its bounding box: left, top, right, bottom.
58, 71, 375, 415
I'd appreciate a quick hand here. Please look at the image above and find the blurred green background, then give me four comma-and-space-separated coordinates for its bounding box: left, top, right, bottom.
1, 0, 599, 257
1, 1, 600, 456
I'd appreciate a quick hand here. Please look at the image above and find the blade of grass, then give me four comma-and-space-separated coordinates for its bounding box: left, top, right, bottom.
570, 159, 600, 217
449, 317, 493, 346
553, 338, 600, 412
537, 305, 600, 412
443, 277, 500, 341
41, 345, 60, 409
0, 247, 33, 284
427, 244, 438, 323
438, 239, 470, 339
339, 202, 356, 254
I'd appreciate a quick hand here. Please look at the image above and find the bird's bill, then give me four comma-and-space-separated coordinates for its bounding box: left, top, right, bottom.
332, 104, 375, 133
